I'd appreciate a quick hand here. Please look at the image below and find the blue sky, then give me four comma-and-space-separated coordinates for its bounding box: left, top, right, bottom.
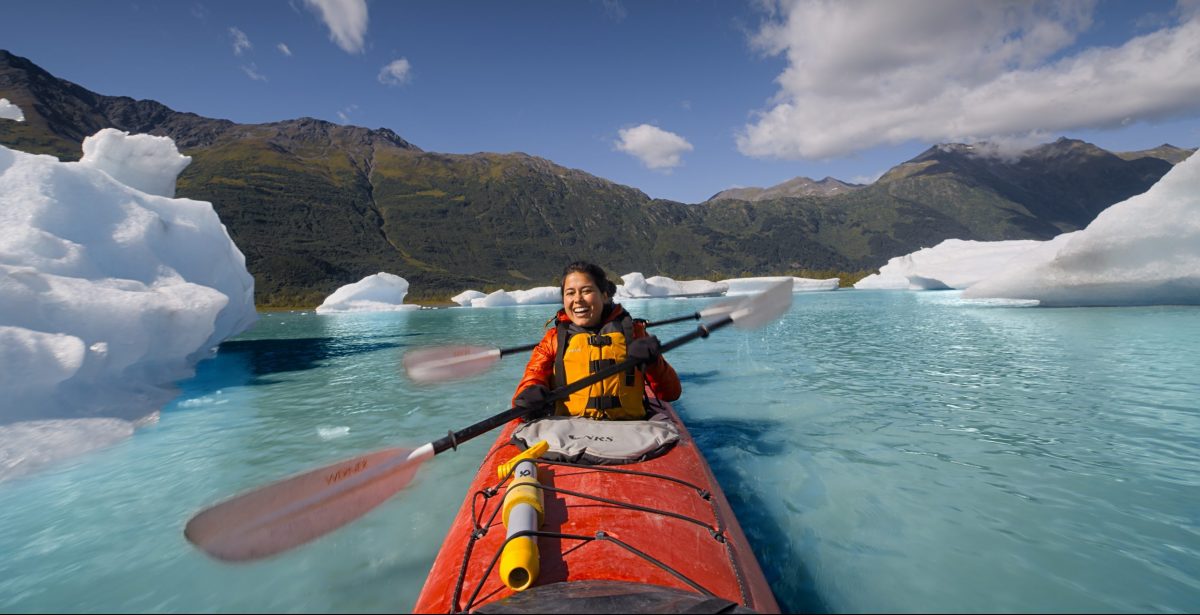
2, 0, 1199, 204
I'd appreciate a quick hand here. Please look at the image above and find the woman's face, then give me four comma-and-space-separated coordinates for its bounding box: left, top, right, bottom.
562, 271, 609, 328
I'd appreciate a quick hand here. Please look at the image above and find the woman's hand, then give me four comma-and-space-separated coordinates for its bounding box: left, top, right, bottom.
628, 335, 662, 364
513, 384, 554, 418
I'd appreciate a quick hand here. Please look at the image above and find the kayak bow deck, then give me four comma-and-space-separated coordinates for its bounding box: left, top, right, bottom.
413, 392, 779, 613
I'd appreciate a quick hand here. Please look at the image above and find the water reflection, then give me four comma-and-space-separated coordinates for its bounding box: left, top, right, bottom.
218, 337, 406, 379
687, 415, 790, 457
682, 410, 826, 613
676, 369, 722, 385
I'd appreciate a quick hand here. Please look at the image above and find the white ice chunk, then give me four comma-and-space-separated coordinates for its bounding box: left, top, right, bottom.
793, 277, 840, 291
470, 289, 518, 308
965, 152, 1200, 306
452, 289, 486, 307
852, 270, 911, 290
315, 272, 421, 313
616, 272, 728, 298
457, 286, 561, 308
855, 236, 1075, 290
0, 98, 24, 122
78, 128, 192, 198
0, 327, 86, 391
719, 276, 796, 296
0, 135, 256, 480
508, 286, 561, 305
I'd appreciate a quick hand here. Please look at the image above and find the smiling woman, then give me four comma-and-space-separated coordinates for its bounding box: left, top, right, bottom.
511, 260, 682, 421
561, 262, 613, 328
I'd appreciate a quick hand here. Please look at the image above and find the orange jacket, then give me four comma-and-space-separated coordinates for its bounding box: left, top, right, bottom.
513, 304, 682, 406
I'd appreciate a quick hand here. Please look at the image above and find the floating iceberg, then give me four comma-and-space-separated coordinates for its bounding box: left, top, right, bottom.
0, 133, 256, 479
855, 236, 1075, 290
452, 271, 838, 308
316, 272, 421, 313
460, 286, 560, 308
964, 152, 1200, 306
791, 277, 840, 292
452, 289, 487, 307
720, 276, 839, 296
856, 150, 1199, 307
617, 272, 728, 298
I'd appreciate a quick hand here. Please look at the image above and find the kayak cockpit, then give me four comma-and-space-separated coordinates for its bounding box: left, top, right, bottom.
509, 408, 681, 466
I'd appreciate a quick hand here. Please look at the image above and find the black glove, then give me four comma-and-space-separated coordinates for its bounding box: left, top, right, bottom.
514, 384, 554, 418
628, 335, 662, 364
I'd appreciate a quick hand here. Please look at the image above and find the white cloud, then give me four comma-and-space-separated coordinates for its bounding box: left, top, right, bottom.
850, 170, 885, 186
616, 124, 694, 171
240, 63, 268, 82
304, 0, 368, 54
229, 26, 252, 56
277, 43, 293, 56
337, 104, 359, 123
601, 0, 628, 22
378, 58, 413, 86
738, 0, 1200, 160
970, 131, 1053, 161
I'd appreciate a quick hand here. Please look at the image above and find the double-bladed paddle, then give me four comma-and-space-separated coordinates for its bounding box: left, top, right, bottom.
184, 279, 792, 563
402, 295, 751, 384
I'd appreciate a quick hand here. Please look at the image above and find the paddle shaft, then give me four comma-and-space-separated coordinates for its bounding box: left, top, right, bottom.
660, 314, 731, 352
498, 343, 536, 357
643, 312, 700, 327
430, 314, 734, 455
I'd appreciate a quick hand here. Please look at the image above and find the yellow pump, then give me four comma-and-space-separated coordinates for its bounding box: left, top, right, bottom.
497, 441, 548, 591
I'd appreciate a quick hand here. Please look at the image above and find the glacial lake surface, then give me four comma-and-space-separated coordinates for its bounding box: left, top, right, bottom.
1, 290, 1198, 613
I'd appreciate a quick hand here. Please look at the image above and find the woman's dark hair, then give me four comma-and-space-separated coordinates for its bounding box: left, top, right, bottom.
561, 260, 616, 297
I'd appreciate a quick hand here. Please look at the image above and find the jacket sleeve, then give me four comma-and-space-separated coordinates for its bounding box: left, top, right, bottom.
512, 327, 557, 406
635, 322, 682, 402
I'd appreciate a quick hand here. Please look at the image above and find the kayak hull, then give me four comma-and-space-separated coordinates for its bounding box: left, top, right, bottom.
413, 395, 779, 613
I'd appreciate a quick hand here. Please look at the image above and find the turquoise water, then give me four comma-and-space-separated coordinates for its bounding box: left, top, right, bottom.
1, 290, 1198, 613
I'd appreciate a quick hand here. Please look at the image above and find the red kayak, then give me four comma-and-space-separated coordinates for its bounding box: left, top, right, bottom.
413, 391, 779, 613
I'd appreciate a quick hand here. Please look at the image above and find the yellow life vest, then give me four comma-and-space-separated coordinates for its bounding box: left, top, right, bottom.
552, 315, 647, 420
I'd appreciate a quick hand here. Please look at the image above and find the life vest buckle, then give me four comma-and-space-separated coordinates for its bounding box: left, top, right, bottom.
588, 334, 611, 347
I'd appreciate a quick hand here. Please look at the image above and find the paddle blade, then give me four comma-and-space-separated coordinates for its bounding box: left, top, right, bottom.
696, 295, 749, 320
185, 445, 431, 562
403, 345, 502, 383
728, 279, 794, 330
